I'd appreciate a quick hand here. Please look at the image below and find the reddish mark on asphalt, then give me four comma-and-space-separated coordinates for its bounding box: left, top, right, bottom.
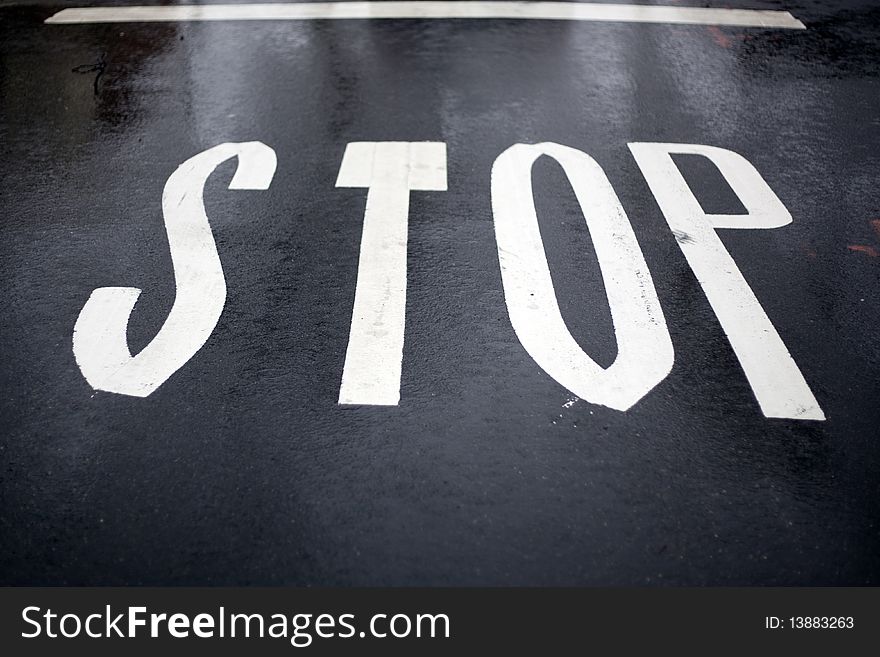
707, 26, 751, 49
708, 26, 733, 48
871, 219, 880, 238
847, 245, 879, 257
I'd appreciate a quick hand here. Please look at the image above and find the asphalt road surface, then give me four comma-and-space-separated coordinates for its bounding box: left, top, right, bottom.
1, 0, 878, 586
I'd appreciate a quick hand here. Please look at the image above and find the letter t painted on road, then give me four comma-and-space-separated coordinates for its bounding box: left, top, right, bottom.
336, 142, 447, 406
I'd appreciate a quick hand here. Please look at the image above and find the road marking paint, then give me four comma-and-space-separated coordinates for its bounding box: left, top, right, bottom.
44, 2, 806, 29
491, 142, 674, 412
336, 142, 447, 406
629, 142, 825, 420
68, 138, 825, 418
73, 142, 277, 397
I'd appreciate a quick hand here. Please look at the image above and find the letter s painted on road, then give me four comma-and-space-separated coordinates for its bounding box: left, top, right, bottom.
73, 142, 277, 397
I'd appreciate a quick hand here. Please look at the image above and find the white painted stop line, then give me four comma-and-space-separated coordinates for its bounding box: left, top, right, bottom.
45, 2, 806, 30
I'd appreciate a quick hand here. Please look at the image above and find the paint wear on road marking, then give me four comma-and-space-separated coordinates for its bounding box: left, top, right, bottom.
491, 142, 673, 412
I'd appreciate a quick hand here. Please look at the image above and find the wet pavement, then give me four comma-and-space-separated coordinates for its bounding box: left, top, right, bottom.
1, 1, 878, 585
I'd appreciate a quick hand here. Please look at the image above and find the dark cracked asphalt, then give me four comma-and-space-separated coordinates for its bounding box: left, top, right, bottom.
1, 0, 879, 585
